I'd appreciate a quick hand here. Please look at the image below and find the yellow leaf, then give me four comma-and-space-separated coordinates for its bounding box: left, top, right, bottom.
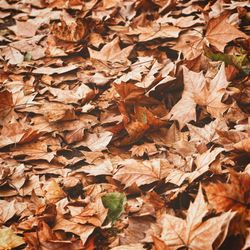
0, 228, 24, 250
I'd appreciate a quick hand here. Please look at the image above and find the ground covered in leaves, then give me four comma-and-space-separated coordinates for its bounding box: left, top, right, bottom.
0, 0, 250, 249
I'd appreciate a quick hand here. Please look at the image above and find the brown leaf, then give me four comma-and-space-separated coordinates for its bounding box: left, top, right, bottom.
0, 227, 24, 249
45, 179, 66, 203
114, 159, 172, 188
51, 11, 86, 42
159, 187, 235, 250
205, 13, 248, 52
152, 236, 170, 250
24, 220, 84, 250
204, 171, 250, 220
0, 121, 40, 148
234, 138, 250, 153
88, 37, 134, 65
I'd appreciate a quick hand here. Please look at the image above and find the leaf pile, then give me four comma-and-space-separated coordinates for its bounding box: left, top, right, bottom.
0, 0, 249, 249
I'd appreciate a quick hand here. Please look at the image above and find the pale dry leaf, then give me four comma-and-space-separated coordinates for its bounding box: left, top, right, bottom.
114, 159, 172, 188
88, 37, 134, 65
45, 179, 66, 203
160, 187, 235, 250
1, 47, 24, 65
0, 228, 24, 250
205, 14, 248, 52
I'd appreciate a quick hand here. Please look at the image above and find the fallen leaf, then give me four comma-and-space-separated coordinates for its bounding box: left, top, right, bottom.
114, 159, 172, 188
205, 13, 248, 52
45, 179, 66, 203
204, 171, 250, 220
102, 192, 127, 223
159, 187, 235, 250
0, 227, 24, 250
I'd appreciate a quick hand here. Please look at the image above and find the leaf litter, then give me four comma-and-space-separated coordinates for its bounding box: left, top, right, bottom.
0, 0, 249, 249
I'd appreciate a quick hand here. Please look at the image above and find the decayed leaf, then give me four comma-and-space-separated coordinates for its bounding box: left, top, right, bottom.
159, 187, 235, 250
0, 227, 24, 250
204, 171, 250, 220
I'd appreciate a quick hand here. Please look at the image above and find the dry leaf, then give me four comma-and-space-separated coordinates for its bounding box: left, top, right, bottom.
159, 187, 235, 250
0, 227, 24, 250
205, 13, 248, 52
204, 171, 250, 220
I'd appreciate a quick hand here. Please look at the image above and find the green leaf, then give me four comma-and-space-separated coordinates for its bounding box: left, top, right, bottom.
24, 52, 32, 61
102, 192, 127, 223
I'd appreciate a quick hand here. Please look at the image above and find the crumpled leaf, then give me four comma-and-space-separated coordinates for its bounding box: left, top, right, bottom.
102, 192, 127, 223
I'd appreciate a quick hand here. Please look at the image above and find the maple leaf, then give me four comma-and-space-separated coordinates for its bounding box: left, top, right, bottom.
11, 137, 59, 162
153, 236, 170, 250
33, 64, 78, 75
0, 227, 25, 250
159, 186, 235, 250
234, 138, 250, 153
88, 37, 134, 65
24, 220, 84, 250
0, 0, 249, 248
167, 65, 205, 128
102, 192, 127, 223
51, 11, 86, 42
167, 63, 229, 128
1, 47, 24, 65
111, 244, 146, 250
205, 13, 248, 52
130, 143, 158, 157
0, 121, 40, 148
204, 171, 250, 221
243, 228, 250, 250
114, 159, 172, 188
45, 179, 66, 203
173, 30, 204, 60
9, 20, 38, 38
187, 118, 227, 144
77, 131, 113, 151
0, 90, 14, 121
